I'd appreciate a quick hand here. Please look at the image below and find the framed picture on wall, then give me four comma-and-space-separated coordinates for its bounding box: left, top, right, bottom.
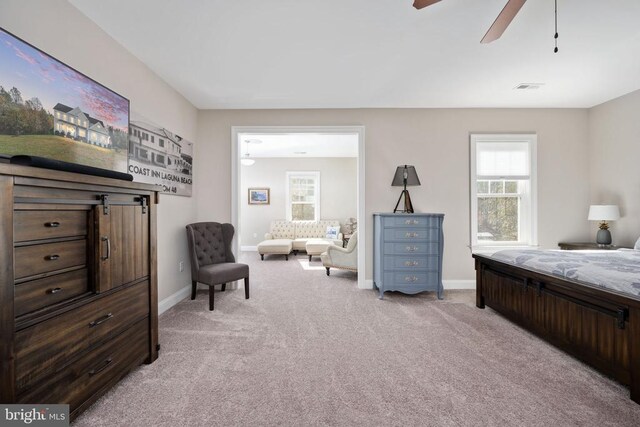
248, 188, 270, 205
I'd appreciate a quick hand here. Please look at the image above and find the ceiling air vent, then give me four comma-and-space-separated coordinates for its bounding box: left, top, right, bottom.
515, 83, 544, 90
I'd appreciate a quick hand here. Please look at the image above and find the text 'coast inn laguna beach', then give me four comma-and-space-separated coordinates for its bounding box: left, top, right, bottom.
52, 102, 111, 147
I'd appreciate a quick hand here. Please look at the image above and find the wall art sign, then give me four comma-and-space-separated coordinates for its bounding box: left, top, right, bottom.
128, 112, 193, 196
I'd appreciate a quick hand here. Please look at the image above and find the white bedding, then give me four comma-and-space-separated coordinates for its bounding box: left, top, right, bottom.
490, 249, 640, 297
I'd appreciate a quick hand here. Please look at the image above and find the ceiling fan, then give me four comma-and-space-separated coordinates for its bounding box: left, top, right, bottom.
413, 0, 528, 44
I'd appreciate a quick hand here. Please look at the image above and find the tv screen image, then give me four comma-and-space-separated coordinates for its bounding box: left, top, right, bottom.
0, 27, 129, 173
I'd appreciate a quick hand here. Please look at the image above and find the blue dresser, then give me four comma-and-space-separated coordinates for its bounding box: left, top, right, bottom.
373, 213, 444, 299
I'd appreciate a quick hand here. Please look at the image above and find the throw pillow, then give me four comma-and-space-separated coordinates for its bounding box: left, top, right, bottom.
326, 226, 340, 240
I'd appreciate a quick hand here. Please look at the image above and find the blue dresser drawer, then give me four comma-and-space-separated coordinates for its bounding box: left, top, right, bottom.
384, 242, 439, 255
383, 228, 438, 242
383, 271, 439, 289
383, 216, 436, 228
383, 255, 439, 270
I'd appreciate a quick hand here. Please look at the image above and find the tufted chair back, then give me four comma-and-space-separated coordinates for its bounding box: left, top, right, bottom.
186, 222, 235, 280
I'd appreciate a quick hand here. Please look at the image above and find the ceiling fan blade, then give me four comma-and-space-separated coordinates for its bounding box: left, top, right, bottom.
413, 0, 442, 10
480, 0, 527, 44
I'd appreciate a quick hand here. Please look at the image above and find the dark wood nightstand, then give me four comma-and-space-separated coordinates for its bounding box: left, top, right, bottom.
558, 242, 622, 250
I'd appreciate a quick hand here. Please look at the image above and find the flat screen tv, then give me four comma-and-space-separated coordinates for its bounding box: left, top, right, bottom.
0, 27, 129, 173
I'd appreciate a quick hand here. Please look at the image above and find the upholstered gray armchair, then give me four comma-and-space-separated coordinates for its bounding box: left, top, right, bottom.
186, 222, 249, 310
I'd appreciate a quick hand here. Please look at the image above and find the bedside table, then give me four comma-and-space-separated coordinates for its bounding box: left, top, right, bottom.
558, 242, 622, 250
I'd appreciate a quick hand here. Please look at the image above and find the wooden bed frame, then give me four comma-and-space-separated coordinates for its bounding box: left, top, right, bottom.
473, 254, 640, 404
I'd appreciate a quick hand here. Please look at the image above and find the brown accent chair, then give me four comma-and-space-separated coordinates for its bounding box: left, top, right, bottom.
186, 222, 249, 310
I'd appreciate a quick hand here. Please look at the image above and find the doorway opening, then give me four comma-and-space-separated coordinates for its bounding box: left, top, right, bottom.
231, 126, 366, 289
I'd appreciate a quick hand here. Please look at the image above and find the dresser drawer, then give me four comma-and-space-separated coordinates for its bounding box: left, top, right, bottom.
18, 318, 149, 412
383, 255, 440, 270
15, 269, 89, 317
14, 210, 88, 242
15, 240, 86, 279
383, 228, 439, 242
15, 280, 149, 391
383, 216, 436, 228
384, 271, 439, 287
384, 242, 439, 255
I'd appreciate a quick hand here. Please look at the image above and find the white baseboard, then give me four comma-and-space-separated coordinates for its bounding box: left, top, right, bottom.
443, 280, 476, 290
363, 279, 374, 289
241, 246, 258, 251
158, 284, 191, 315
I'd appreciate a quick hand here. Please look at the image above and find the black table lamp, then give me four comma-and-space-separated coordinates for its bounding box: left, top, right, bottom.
392, 165, 421, 213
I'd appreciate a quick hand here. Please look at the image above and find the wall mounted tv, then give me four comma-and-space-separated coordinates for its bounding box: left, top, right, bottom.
0, 27, 129, 173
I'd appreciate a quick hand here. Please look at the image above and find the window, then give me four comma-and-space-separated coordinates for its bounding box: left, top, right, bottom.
286, 171, 320, 222
470, 134, 537, 248
159, 138, 165, 148
151, 135, 155, 143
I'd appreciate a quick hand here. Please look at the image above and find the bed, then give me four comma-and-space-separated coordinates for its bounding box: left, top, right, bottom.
473, 249, 640, 404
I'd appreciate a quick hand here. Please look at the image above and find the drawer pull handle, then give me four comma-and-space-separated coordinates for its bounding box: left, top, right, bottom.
405, 232, 419, 238
45, 221, 60, 228
405, 246, 419, 252
404, 276, 419, 282
101, 236, 111, 261
88, 358, 113, 376
404, 261, 419, 267
404, 219, 419, 225
48, 287, 63, 294
89, 312, 113, 328
45, 254, 60, 261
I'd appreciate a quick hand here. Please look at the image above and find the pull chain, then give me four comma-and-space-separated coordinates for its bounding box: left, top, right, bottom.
554, 0, 559, 53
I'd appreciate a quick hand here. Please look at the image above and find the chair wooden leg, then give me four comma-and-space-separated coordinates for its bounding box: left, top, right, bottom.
309, 255, 312, 261
260, 254, 264, 261
209, 286, 214, 311
285, 254, 289, 261
244, 277, 250, 299
326, 267, 330, 276
221, 283, 226, 292
191, 281, 197, 300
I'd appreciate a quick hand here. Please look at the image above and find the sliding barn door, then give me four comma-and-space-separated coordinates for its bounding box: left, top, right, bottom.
95, 201, 149, 293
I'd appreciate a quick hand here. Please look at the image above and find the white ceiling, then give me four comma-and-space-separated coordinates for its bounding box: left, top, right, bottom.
238, 133, 358, 158
70, 0, 640, 109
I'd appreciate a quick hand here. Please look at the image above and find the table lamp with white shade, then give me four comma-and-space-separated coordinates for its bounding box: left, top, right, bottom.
588, 205, 620, 245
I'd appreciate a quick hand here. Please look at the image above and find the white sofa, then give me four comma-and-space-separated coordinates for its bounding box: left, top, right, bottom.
258, 220, 343, 260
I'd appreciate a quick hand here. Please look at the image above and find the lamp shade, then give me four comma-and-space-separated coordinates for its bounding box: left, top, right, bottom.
391, 165, 421, 187
588, 205, 620, 221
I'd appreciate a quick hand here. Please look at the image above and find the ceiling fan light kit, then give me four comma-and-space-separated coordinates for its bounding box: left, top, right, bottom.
413, 0, 560, 53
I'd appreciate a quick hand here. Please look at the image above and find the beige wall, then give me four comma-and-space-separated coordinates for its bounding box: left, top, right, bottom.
588, 89, 640, 247
1, 0, 199, 301
240, 157, 357, 247
197, 108, 591, 281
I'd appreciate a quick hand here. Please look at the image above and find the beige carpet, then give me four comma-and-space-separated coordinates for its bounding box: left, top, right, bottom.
74, 252, 640, 426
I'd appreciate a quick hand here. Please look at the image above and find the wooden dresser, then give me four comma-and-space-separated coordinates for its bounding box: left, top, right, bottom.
0, 163, 159, 419
373, 213, 445, 299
